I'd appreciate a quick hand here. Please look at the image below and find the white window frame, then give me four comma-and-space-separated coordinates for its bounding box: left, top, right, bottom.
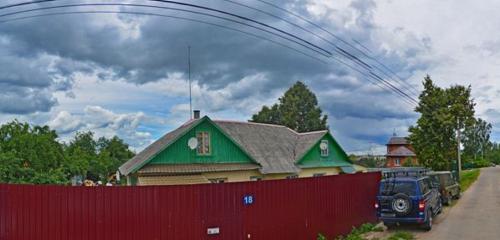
196, 131, 211, 155
320, 140, 329, 157
395, 158, 401, 166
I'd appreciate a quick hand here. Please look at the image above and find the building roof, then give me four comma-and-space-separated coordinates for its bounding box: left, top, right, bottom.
387, 136, 409, 145
386, 146, 416, 157
119, 117, 335, 175
138, 163, 260, 175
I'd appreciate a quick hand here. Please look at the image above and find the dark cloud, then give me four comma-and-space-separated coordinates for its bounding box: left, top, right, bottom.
0, 0, 433, 149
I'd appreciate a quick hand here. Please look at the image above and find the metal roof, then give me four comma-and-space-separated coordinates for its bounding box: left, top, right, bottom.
387, 136, 409, 145
386, 146, 416, 157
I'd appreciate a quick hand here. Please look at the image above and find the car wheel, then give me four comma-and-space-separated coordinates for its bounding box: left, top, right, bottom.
391, 193, 412, 216
422, 210, 433, 231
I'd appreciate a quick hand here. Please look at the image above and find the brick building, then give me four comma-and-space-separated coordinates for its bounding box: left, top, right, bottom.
385, 136, 417, 167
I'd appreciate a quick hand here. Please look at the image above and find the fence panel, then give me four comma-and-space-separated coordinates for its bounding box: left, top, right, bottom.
0, 172, 380, 240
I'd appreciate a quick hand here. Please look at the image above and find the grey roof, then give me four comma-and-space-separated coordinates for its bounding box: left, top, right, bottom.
386, 146, 416, 157
119, 117, 330, 175
119, 119, 201, 175
387, 136, 409, 145
138, 163, 260, 175
215, 120, 328, 174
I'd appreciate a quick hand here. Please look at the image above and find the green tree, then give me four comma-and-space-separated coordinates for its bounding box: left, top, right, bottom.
409, 75, 475, 170
0, 121, 67, 184
251, 81, 328, 132
463, 118, 492, 160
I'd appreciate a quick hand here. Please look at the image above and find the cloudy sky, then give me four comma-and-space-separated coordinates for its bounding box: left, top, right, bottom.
1, 0, 499, 154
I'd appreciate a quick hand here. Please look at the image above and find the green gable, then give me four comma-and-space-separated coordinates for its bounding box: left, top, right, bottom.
147, 118, 255, 165
297, 133, 352, 168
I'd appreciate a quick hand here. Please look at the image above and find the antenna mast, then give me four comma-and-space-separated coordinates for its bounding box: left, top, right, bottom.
188, 45, 192, 119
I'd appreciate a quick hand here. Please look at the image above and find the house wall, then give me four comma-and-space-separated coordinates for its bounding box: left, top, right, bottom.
299, 134, 351, 168
136, 167, 349, 186
149, 120, 254, 165
386, 156, 416, 168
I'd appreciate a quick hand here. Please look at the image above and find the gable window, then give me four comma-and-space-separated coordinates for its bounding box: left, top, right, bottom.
196, 131, 211, 155
320, 140, 329, 157
286, 174, 298, 179
395, 158, 401, 166
313, 173, 326, 177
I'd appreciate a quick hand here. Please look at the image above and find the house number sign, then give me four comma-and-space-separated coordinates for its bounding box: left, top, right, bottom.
243, 195, 254, 205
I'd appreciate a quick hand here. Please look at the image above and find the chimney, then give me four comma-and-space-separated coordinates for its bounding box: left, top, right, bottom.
193, 110, 201, 119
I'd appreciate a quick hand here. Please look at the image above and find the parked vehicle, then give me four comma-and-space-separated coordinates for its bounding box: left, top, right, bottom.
376, 168, 442, 231
428, 171, 461, 205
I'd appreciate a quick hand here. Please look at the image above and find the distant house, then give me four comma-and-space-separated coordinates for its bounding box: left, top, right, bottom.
385, 135, 417, 167
119, 112, 361, 185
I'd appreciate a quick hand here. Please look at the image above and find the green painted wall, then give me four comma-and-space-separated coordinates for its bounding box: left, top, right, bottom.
298, 134, 352, 168
148, 119, 254, 165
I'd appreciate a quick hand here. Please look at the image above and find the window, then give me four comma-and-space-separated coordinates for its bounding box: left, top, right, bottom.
419, 179, 431, 195
286, 174, 298, 179
250, 176, 262, 181
320, 140, 329, 157
379, 181, 416, 196
196, 131, 211, 155
208, 178, 227, 184
394, 158, 401, 166
313, 173, 326, 177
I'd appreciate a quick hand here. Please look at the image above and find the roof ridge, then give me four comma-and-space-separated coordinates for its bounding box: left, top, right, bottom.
213, 119, 288, 128
297, 130, 328, 135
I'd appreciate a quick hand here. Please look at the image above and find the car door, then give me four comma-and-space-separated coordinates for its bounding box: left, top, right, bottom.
421, 178, 439, 211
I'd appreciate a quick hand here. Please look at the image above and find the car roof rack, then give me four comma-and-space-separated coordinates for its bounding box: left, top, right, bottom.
377, 167, 430, 179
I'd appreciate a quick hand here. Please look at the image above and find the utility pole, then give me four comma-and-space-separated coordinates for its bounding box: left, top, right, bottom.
457, 118, 462, 182
188, 45, 192, 119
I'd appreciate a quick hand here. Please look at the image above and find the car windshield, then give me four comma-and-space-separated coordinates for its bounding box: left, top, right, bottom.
379, 181, 416, 196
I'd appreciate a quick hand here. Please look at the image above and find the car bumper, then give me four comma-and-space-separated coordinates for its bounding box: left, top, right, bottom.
378, 216, 425, 224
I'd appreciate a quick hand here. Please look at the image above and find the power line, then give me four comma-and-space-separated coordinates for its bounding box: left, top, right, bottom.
0, 0, 333, 57
0, 9, 327, 64
219, 0, 420, 98
0, 1, 418, 106
0, 2, 332, 58
253, 0, 420, 97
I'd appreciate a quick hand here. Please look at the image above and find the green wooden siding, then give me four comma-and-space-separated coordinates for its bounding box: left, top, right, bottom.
298, 134, 352, 168
149, 119, 254, 165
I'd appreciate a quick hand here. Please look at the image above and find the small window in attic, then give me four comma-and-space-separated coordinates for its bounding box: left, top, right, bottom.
196, 131, 211, 155
320, 140, 329, 157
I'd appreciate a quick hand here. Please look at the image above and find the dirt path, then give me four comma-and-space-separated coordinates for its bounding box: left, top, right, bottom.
413, 167, 500, 239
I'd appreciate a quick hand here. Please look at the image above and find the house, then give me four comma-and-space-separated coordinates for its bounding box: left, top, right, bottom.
385, 135, 417, 167
119, 112, 361, 185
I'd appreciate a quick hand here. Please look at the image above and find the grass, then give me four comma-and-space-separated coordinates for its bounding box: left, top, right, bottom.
318, 223, 385, 240
386, 231, 415, 240
460, 169, 480, 192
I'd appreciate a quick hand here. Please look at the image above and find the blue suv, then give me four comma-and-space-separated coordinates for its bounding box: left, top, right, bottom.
375, 169, 442, 231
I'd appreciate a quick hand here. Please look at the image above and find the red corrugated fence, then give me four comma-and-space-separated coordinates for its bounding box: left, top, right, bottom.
0, 172, 380, 240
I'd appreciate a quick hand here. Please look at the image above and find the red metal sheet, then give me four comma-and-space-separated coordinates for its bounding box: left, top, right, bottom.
0, 172, 380, 240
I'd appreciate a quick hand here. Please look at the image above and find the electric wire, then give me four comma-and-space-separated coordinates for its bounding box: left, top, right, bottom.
0, 9, 328, 64
0, 1, 418, 106
253, 0, 420, 96
0, 0, 333, 57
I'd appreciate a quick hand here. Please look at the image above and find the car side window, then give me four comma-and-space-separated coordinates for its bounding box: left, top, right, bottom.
419, 179, 430, 195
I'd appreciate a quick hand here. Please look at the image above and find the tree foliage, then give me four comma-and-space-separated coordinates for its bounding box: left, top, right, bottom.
251, 81, 328, 132
409, 75, 475, 170
0, 121, 134, 184
462, 118, 492, 160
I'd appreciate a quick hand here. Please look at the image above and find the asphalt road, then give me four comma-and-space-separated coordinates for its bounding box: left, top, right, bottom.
415, 167, 500, 239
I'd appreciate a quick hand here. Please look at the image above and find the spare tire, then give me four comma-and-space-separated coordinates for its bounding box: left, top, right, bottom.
391, 193, 412, 216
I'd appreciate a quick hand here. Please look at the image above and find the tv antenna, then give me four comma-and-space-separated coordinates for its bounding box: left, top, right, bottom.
188, 45, 192, 119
